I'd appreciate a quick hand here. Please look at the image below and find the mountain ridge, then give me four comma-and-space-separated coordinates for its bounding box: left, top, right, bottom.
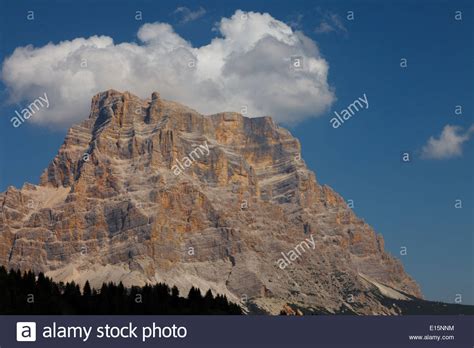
0, 89, 422, 314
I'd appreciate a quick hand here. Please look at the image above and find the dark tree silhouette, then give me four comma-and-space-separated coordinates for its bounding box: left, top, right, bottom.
0, 266, 241, 315
83, 281, 92, 297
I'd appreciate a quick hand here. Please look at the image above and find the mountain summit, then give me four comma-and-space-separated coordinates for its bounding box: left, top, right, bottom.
0, 90, 422, 314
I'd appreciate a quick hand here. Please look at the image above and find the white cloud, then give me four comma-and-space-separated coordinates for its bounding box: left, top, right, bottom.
173, 6, 206, 23
421, 124, 474, 159
286, 13, 304, 29
1, 10, 335, 128
315, 22, 335, 34
315, 12, 347, 34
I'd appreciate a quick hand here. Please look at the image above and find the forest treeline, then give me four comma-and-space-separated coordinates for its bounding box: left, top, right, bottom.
0, 266, 242, 314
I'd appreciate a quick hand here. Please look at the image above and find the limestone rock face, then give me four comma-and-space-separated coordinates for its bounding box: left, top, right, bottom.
0, 90, 422, 314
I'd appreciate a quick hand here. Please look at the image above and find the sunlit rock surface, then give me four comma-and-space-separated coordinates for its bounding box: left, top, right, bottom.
0, 90, 422, 314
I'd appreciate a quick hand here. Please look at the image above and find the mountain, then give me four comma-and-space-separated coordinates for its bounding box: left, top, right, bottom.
0, 90, 423, 314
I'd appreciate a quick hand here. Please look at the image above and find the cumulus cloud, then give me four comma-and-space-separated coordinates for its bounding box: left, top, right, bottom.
421, 124, 474, 159
1, 10, 335, 128
173, 6, 206, 23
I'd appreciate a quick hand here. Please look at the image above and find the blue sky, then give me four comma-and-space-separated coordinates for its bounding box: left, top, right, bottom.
0, 0, 472, 304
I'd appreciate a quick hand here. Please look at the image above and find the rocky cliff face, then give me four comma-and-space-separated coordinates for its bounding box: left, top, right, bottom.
0, 90, 421, 314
